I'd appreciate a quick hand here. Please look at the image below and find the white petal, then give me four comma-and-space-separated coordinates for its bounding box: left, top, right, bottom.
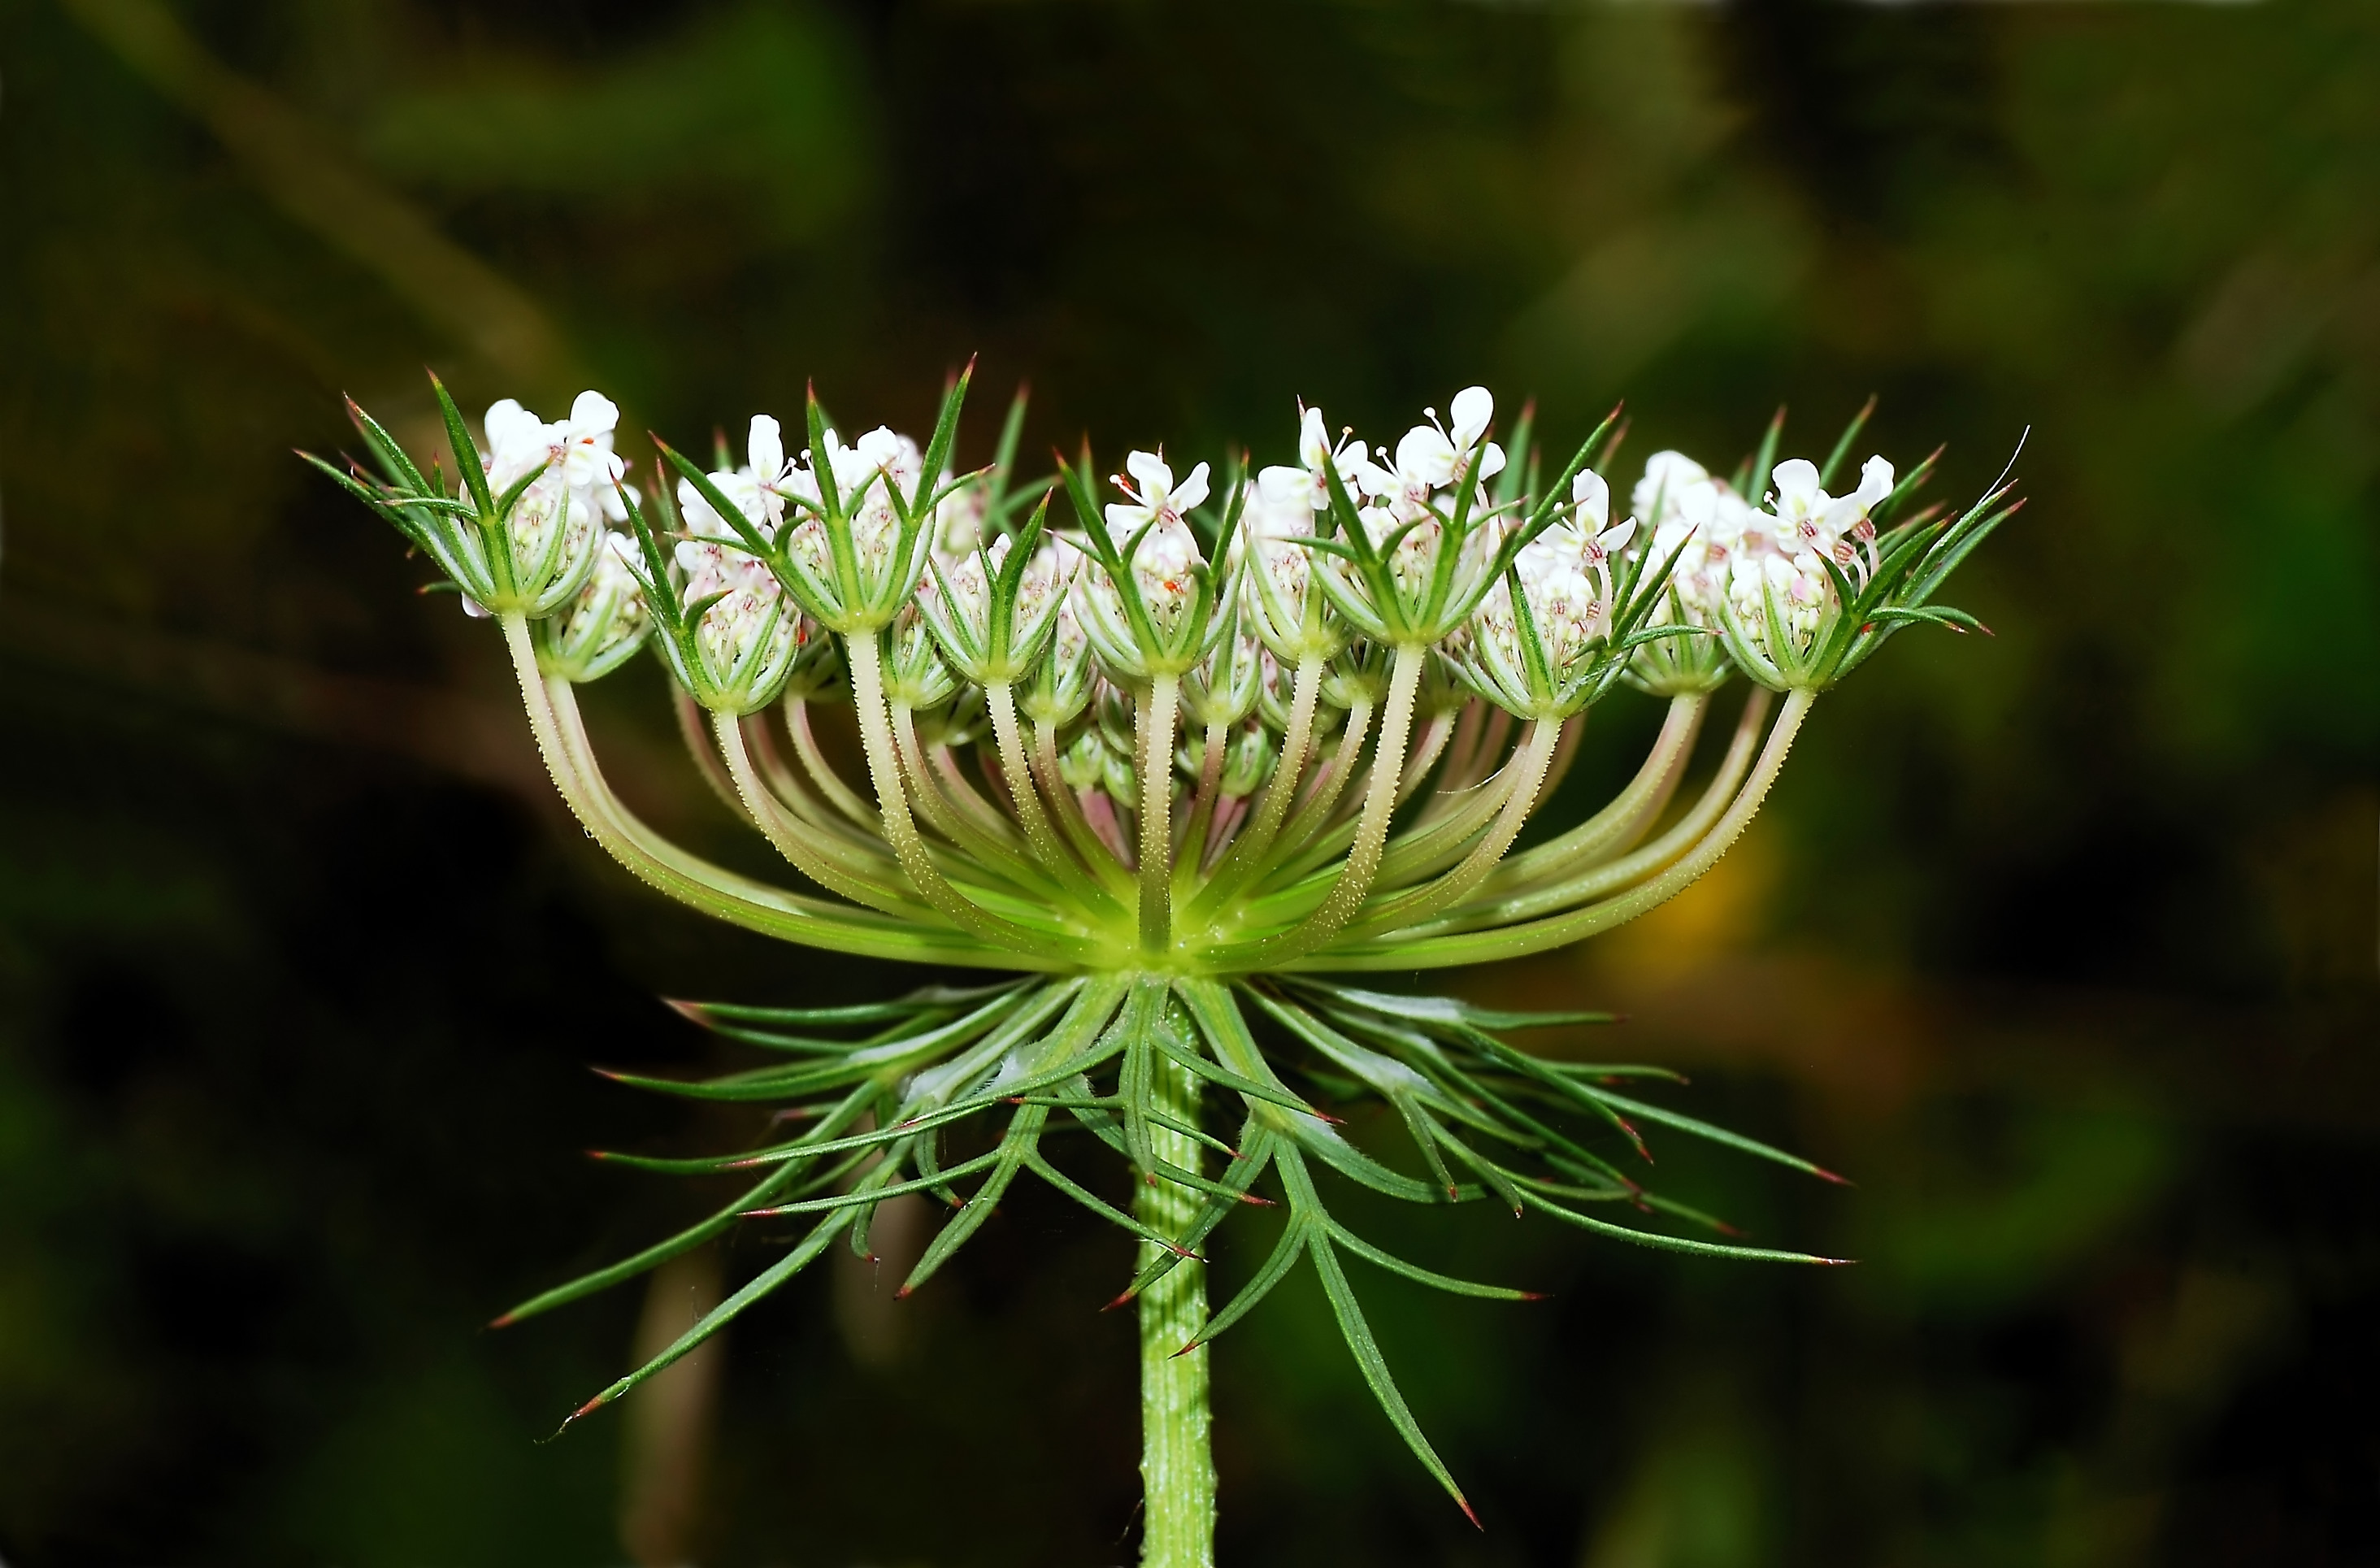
1299, 406, 1331, 467
1257, 465, 1308, 507
1395, 426, 1456, 485
1770, 458, 1822, 508
1449, 386, 1494, 449
749, 415, 784, 481
1477, 442, 1506, 482
1125, 450, 1172, 497
1174, 463, 1211, 513
570, 390, 620, 436
1105, 502, 1153, 536
483, 397, 536, 450
1570, 469, 1609, 529
1854, 454, 1895, 509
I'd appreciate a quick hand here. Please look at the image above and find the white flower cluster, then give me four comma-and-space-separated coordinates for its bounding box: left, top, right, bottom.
484, 382, 1909, 734
1631, 449, 1894, 653
454, 391, 632, 617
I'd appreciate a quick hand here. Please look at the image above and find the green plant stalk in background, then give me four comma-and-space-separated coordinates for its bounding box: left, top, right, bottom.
309, 366, 2010, 1565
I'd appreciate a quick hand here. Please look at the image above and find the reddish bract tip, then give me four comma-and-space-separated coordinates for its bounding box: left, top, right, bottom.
893, 1285, 914, 1301
1818, 1257, 1858, 1267
571, 1395, 608, 1421
1457, 1496, 1483, 1531
1813, 1166, 1855, 1188
1170, 1340, 1204, 1360
489, 1312, 517, 1330
1240, 1193, 1277, 1207
585, 1150, 610, 1162
1101, 1291, 1136, 1313
1716, 1221, 1750, 1239
662, 998, 707, 1023
1518, 1292, 1553, 1302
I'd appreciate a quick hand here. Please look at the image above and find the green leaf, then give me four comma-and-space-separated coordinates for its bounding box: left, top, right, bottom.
495, 1081, 877, 1325
1117, 1119, 1281, 1305
1291, 980, 1614, 1032
898, 1105, 1047, 1297
428, 371, 497, 519
555, 1204, 857, 1431
1328, 1221, 1538, 1301
1024, 1150, 1200, 1257
1530, 1195, 1848, 1265
1306, 1227, 1474, 1523
1181, 1215, 1309, 1353
1587, 1087, 1847, 1184
345, 394, 434, 496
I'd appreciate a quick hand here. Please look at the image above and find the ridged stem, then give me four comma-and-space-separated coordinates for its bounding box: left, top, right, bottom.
1137, 1035, 1214, 1568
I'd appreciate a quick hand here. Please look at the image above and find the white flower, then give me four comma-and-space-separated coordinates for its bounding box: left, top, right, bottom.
1256, 406, 1366, 516
1357, 389, 1506, 515
1101, 450, 1210, 621
1765, 455, 1893, 580
1632, 451, 1711, 528
677, 414, 802, 545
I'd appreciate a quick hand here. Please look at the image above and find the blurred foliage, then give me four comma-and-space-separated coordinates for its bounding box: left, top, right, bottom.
1, 0, 2375, 1564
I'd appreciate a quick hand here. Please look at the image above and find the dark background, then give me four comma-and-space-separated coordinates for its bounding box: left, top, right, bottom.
2, 1, 2375, 1563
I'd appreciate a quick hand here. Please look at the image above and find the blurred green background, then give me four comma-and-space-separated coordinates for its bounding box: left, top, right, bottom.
2, 0, 2375, 1563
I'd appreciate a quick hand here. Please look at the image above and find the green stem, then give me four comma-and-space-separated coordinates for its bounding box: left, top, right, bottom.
1137, 1029, 1215, 1568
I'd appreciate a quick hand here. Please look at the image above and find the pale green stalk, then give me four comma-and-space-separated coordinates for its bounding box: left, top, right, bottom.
1214, 643, 1424, 966
1344, 715, 1559, 937
845, 629, 1105, 964
987, 681, 1124, 917
737, 714, 894, 858
1035, 719, 1137, 894
1183, 652, 1324, 922
501, 613, 1027, 967
1445, 688, 1773, 929
1489, 693, 1708, 887
1138, 673, 1181, 953
785, 698, 881, 829
1172, 715, 1232, 901
1296, 688, 1815, 971
713, 715, 938, 918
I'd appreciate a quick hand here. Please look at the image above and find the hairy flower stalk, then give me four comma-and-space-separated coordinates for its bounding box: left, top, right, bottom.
310, 369, 2013, 1563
